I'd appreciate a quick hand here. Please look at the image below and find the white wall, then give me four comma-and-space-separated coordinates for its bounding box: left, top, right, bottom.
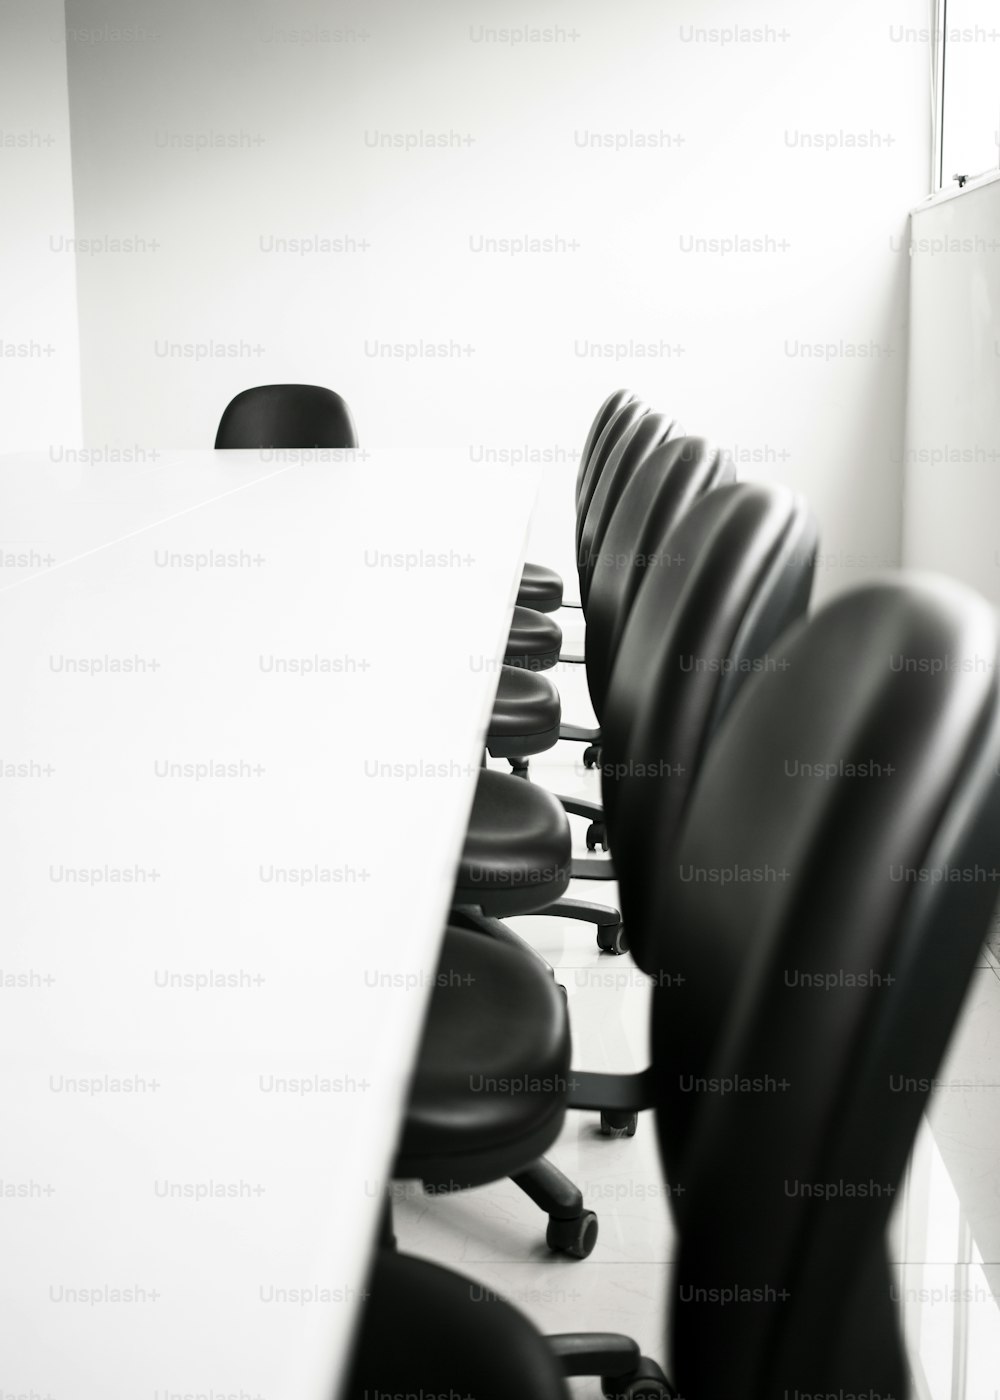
902, 175, 1000, 608
0, 0, 83, 452
63, 0, 931, 597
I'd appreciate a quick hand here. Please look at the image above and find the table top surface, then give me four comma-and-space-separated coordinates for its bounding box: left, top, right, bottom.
0, 448, 539, 1399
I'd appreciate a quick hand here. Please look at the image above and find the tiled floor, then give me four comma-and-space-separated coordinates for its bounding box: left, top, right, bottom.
393, 614, 1000, 1397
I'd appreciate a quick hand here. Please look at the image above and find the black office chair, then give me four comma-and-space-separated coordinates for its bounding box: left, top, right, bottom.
466, 466, 799, 958
583, 438, 736, 721
497, 398, 655, 773
454, 439, 737, 944
659, 572, 1000, 1396
576, 389, 638, 508
502, 396, 652, 673
549, 462, 812, 952
517, 388, 639, 614
504, 405, 682, 773
509, 433, 725, 790
396, 482, 816, 1256
539, 436, 736, 944
214, 382, 357, 447
347, 572, 1000, 1400
576, 418, 685, 615
574, 397, 651, 570
558, 403, 685, 759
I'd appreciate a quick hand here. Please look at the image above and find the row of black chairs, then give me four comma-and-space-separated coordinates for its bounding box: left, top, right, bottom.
214, 383, 1000, 1400
217, 384, 804, 1256
396, 398, 817, 1258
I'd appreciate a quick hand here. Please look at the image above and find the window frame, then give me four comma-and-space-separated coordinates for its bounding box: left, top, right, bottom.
932, 0, 1000, 193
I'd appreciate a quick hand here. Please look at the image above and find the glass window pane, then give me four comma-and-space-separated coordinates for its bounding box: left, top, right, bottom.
940, 0, 1000, 185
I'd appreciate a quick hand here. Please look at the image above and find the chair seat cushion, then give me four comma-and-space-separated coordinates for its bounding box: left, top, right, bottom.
396, 926, 571, 1186
487, 665, 561, 758
344, 1250, 570, 1400
504, 606, 563, 670
517, 561, 564, 613
453, 768, 571, 916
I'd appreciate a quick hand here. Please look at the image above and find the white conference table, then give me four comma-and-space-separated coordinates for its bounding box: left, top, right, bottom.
0, 448, 539, 1399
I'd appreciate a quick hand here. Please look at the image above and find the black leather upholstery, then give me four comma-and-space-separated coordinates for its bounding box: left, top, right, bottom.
511, 390, 638, 615
453, 768, 571, 915
515, 561, 564, 613
214, 383, 357, 448
345, 1251, 570, 1400
395, 926, 572, 1187
486, 665, 561, 758
505, 399, 658, 669
602, 482, 817, 972
655, 575, 1000, 1398
476, 474, 801, 947
574, 399, 648, 562
584, 437, 735, 722
577, 412, 684, 609
503, 605, 563, 671
575, 388, 638, 504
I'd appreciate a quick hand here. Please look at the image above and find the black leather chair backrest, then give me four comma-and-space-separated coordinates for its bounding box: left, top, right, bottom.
584, 437, 734, 723
577, 412, 684, 610
603, 482, 816, 971
575, 389, 637, 504
215, 383, 358, 448
655, 576, 1000, 1399
574, 399, 648, 557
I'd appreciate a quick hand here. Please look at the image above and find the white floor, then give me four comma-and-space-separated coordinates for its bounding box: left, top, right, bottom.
390, 627, 1000, 1399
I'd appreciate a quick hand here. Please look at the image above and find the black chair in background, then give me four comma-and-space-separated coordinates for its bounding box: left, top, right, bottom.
215, 382, 357, 448
347, 572, 1000, 1400
213, 383, 565, 765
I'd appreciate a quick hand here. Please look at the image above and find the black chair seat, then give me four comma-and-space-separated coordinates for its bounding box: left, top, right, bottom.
396, 927, 571, 1186
454, 769, 571, 915
487, 666, 561, 758
346, 1250, 570, 1400
516, 561, 564, 613
504, 606, 562, 670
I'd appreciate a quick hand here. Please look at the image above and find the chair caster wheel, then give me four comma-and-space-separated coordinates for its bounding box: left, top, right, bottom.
583, 745, 602, 770
546, 1210, 598, 1259
601, 1358, 674, 1400
597, 923, 629, 956
586, 820, 608, 851
600, 1110, 638, 1138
